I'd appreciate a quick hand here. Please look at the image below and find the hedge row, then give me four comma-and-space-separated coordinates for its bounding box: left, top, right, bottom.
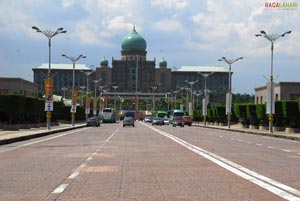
192, 100, 300, 128
0, 95, 87, 124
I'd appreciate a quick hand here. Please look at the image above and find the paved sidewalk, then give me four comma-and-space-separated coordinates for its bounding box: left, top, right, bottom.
0, 123, 86, 145
195, 123, 300, 141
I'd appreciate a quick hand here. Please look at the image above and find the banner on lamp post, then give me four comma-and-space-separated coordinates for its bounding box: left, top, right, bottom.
226, 93, 232, 115
85, 97, 90, 114
266, 82, 275, 114
202, 98, 207, 116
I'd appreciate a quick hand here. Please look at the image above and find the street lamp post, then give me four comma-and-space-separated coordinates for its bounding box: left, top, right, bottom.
255, 30, 292, 133
112, 85, 118, 110
218, 57, 243, 129
62, 54, 86, 126
151, 86, 157, 111
199, 72, 214, 126
92, 79, 101, 117
32, 26, 66, 130
185, 80, 198, 115
81, 70, 94, 120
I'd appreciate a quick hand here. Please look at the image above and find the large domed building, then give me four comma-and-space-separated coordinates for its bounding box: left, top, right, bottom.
96, 26, 171, 93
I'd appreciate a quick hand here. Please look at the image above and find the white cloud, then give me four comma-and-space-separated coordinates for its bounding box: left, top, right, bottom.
153, 19, 184, 32
151, 0, 188, 10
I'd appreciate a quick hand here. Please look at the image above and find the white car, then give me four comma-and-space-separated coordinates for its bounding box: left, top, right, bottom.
163, 117, 169, 125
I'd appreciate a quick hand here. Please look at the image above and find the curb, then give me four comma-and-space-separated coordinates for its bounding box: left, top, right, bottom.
0, 125, 87, 146
194, 124, 300, 141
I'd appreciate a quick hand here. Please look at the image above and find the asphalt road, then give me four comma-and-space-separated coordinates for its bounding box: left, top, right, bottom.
0, 122, 300, 201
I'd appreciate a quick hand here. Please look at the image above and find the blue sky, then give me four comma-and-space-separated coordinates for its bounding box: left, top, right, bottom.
1, 0, 299, 94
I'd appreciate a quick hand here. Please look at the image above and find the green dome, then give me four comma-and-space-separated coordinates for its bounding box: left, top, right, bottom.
121, 27, 147, 51
159, 58, 167, 66
100, 57, 108, 66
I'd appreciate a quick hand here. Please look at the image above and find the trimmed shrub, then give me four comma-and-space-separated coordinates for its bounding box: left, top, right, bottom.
282, 100, 300, 128
246, 104, 258, 125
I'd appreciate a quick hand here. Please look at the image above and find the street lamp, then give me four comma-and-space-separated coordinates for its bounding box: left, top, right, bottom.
255, 30, 292, 133
199, 72, 214, 126
112, 85, 119, 110
32, 26, 66, 130
151, 86, 157, 111
218, 56, 243, 129
185, 80, 198, 115
62, 54, 86, 126
92, 79, 101, 117
81, 69, 94, 119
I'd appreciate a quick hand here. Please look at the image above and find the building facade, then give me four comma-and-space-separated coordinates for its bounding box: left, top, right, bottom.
255, 82, 300, 104
32, 27, 231, 99
32, 64, 93, 96
0, 77, 38, 96
96, 27, 229, 95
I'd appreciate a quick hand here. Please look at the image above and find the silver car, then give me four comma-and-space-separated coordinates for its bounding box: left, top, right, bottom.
123, 117, 135, 127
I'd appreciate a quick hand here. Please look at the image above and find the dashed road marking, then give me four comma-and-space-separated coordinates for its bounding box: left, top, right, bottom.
68, 172, 79, 179
50, 125, 122, 195
52, 184, 69, 194
256, 143, 263, 146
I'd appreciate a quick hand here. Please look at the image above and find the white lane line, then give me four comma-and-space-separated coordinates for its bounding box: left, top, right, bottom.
282, 149, 291, 153
246, 141, 253, 144
267, 146, 276, 149
79, 163, 87, 168
297, 153, 300, 155
68, 172, 79, 179
50, 125, 122, 195
52, 184, 69, 194
0, 127, 91, 154
238, 139, 243, 142
256, 143, 263, 146
142, 122, 300, 201
86, 156, 93, 161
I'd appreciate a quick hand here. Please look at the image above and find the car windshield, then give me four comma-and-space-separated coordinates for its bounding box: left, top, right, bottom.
174, 116, 182, 120
124, 117, 133, 121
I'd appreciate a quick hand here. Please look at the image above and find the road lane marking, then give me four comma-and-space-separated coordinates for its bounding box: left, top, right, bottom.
142, 122, 300, 201
68, 172, 79, 179
246, 141, 253, 144
282, 149, 291, 153
86, 156, 93, 161
256, 143, 263, 146
0, 127, 91, 154
52, 184, 69, 194
267, 146, 276, 149
50, 125, 122, 195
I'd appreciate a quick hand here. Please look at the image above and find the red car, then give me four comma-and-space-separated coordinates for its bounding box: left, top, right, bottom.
182, 115, 192, 126
172, 116, 184, 127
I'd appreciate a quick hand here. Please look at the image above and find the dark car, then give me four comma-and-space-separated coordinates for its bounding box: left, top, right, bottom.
123, 117, 135, 127
182, 115, 193, 126
86, 117, 100, 127
172, 116, 184, 127
152, 117, 164, 125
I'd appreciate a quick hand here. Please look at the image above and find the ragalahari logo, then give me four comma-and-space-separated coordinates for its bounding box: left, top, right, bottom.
265, 2, 298, 9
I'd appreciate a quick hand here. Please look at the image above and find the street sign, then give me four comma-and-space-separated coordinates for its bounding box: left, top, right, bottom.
71, 104, 77, 113
44, 100, 53, 111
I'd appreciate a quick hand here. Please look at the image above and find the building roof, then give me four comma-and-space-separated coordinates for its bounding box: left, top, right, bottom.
176, 66, 228, 72
121, 26, 147, 51
33, 63, 92, 70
